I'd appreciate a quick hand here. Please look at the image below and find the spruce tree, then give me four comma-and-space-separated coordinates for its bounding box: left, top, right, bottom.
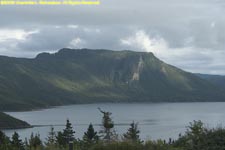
83, 123, 98, 145
55, 119, 75, 147
63, 119, 75, 144
11, 132, 24, 150
123, 121, 142, 143
0, 130, 11, 150
24, 138, 29, 150
29, 133, 42, 150
45, 126, 56, 149
56, 131, 66, 147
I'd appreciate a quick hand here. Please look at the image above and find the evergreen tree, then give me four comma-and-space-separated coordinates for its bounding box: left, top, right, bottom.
56, 131, 66, 147
186, 120, 205, 150
63, 119, 75, 144
24, 138, 29, 150
173, 120, 208, 150
56, 119, 75, 147
29, 133, 42, 150
98, 108, 117, 142
0, 130, 11, 150
45, 126, 56, 149
11, 132, 25, 150
123, 121, 142, 143
83, 123, 99, 145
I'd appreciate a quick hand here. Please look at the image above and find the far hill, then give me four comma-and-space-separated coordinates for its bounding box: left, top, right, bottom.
0, 48, 225, 111
196, 74, 225, 90
0, 112, 31, 129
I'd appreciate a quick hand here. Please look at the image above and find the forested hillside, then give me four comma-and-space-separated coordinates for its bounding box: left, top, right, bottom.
0, 48, 224, 111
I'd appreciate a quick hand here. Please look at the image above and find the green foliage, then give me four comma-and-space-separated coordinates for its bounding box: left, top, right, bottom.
1, 49, 225, 112
174, 120, 206, 150
91, 141, 144, 150
3, 120, 225, 150
0, 130, 11, 150
145, 140, 178, 150
56, 131, 66, 148
11, 132, 25, 150
45, 126, 56, 150
204, 127, 225, 150
174, 120, 225, 150
123, 121, 142, 143
63, 119, 75, 143
29, 133, 43, 150
82, 123, 99, 149
56, 119, 75, 148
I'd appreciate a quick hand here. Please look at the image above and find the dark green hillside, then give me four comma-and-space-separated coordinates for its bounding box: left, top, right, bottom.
0, 112, 31, 129
0, 48, 225, 111
196, 73, 225, 90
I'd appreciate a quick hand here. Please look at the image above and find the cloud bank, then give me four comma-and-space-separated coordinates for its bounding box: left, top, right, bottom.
0, 0, 225, 74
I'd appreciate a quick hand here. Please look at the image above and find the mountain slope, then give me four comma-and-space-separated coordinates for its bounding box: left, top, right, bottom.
0, 112, 31, 129
196, 74, 225, 90
0, 48, 225, 111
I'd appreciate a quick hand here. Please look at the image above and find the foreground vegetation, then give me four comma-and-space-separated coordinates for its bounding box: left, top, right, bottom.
1, 109, 225, 150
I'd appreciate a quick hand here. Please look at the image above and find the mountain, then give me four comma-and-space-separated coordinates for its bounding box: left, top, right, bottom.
196, 74, 225, 90
0, 112, 31, 129
0, 48, 225, 111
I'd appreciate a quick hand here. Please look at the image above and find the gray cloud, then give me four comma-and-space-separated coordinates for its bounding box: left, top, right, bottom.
0, 0, 225, 74
15, 26, 132, 52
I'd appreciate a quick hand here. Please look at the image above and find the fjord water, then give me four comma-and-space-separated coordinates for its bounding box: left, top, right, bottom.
4, 102, 225, 141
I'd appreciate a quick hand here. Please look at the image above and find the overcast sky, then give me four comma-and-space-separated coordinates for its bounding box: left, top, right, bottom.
0, 0, 225, 75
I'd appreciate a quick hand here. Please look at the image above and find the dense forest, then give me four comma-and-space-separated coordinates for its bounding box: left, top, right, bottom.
1, 109, 225, 150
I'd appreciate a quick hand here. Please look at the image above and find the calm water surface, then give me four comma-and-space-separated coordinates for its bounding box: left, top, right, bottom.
4, 102, 225, 141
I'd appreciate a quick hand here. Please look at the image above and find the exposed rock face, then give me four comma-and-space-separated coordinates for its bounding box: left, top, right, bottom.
132, 56, 144, 81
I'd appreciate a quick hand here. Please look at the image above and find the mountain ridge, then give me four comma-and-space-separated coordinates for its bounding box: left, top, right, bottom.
0, 48, 224, 111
